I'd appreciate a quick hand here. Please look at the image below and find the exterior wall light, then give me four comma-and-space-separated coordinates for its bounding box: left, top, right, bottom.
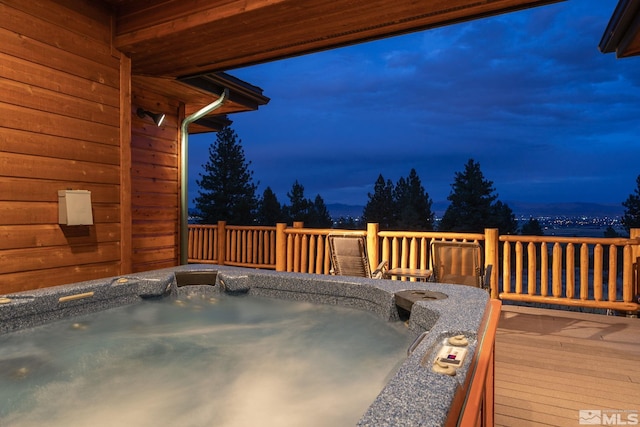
136, 108, 166, 126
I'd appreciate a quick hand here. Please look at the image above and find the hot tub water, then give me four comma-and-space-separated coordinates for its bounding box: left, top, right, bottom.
0, 293, 411, 427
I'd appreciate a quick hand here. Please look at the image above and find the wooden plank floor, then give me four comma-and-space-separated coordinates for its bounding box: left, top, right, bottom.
495, 305, 640, 427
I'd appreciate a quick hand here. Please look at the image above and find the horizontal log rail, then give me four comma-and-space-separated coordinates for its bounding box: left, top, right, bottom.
187, 221, 640, 314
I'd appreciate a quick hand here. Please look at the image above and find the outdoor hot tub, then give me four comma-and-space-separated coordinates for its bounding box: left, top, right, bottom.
0, 265, 499, 426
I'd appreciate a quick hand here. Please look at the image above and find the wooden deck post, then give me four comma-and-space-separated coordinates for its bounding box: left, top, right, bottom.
217, 221, 226, 265
367, 223, 380, 271
275, 223, 287, 272
485, 228, 499, 299
630, 228, 640, 297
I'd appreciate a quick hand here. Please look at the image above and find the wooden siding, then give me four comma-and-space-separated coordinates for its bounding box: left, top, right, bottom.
0, 0, 123, 292
130, 88, 181, 272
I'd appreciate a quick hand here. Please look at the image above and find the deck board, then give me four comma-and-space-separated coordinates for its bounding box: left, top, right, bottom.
495, 305, 640, 427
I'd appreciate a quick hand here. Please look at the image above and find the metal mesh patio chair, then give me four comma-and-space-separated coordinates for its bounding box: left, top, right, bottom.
327, 234, 388, 279
431, 241, 492, 289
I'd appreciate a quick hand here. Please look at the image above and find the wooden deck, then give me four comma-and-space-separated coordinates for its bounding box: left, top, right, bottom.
495, 305, 640, 426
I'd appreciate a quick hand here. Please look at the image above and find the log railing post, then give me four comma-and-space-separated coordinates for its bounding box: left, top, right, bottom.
485, 228, 499, 299
275, 223, 287, 272
630, 228, 640, 298
367, 223, 380, 272
217, 221, 226, 265
291, 222, 304, 273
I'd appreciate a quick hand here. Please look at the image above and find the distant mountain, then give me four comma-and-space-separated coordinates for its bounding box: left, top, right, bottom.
327, 201, 624, 219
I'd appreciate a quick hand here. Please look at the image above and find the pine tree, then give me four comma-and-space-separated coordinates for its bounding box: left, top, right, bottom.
307, 194, 332, 228
284, 180, 310, 223
604, 226, 620, 238
622, 175, 640, 233
393, 169, 434, 231
363, 174, 396, 229
491, 200, 518, 234
256, 187, 284, 225
439, 159, 498, 233
520, 217, 544, 236
194, 127, 258, 225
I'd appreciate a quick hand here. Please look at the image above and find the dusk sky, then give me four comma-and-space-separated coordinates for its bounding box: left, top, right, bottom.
189, 0, 640, 211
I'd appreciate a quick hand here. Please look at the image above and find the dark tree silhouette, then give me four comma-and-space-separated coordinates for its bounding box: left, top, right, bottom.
520, 217, 544, 236
393, 169, 434, 231
363, 174, 396, 229
491, 200, 518, 235
439, 159, 516, 233
622, 174, 640, 233
194, 127, 258, 225
439, 159, 496, 232
281, 181, 332, 227
604, 225, 620, 238
284, 180, 309, 223
256, 187, 285, 225
307, 194, 332, 228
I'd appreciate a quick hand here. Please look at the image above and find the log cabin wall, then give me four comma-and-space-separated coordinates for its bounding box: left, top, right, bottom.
0, 1, 189, 292
0, 0, 129, 293
130, 90, 182, 272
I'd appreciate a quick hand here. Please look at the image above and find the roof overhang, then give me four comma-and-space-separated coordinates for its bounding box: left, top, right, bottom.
133, 72, 270, 133
600, 0, 640, 57
107, 0, 563, 78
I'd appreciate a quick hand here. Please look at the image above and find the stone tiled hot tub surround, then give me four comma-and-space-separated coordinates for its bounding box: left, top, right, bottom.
0, 265, 491, 426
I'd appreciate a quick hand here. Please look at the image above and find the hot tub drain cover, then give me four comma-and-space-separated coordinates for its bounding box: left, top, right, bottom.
395, 289, 448, 312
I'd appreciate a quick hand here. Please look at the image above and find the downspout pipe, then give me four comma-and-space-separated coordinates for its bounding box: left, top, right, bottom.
180, 89, 229, 265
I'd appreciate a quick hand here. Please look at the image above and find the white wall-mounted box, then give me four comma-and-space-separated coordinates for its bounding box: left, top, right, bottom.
58, 190, 93, 225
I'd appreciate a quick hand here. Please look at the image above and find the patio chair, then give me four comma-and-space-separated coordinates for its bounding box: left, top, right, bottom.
430, 241, 492, 289
327, 234, 388, 278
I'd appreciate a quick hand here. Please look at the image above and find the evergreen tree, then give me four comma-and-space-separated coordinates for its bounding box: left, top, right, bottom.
439, 159, 515, 233
256, 187, 284, 225
307, 194, 332, 228
393, 168, 434, 231
363, 174, 396, 229
284, 180, 310, 223
520, 217, 544, 236
604, 226, 620, 238
439, 159, 496, 232
490, 200, 518, 234
194, 127, 258, 225
280, 181, 332, 227
621, 175, 640, 233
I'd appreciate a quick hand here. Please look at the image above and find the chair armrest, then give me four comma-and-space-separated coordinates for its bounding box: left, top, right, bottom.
372, 260, 388, 279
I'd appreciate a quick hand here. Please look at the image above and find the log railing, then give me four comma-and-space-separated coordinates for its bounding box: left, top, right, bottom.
187, 221, 640, 313
188, 221, 277, 269
497, 233, 639, 312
